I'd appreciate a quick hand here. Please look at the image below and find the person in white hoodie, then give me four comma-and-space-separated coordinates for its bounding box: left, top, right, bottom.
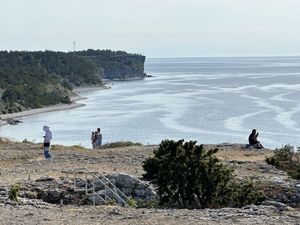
43, 125, 52, 159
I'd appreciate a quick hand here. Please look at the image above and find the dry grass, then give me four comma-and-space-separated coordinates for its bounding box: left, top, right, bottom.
0, 140, 154, 185
0, 140, 277, 186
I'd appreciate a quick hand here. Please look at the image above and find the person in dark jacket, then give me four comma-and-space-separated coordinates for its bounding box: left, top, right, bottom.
248, 129, 264, 149
96, 128, 102, 148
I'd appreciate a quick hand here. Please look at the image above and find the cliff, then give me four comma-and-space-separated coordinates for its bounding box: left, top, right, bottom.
77, 49, 146, 80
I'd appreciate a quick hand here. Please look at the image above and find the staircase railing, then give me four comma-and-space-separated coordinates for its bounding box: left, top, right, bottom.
62, 168, 128, 206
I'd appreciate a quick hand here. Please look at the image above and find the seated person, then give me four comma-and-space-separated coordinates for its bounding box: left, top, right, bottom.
248, 129, 264, 149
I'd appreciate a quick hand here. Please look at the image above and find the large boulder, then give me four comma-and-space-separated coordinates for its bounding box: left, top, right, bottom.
105, 173, 158, 201
42, 190, 62, 204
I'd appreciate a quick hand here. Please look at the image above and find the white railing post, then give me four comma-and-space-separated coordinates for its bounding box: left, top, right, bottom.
92, 178, 95, 206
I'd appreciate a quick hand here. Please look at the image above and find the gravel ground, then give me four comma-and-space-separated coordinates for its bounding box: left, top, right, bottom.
1, 203, 300, 225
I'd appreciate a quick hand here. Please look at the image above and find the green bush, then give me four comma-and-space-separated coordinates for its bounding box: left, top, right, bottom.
229, 179, 265, 208
266, 145, 300, 179
143, 139, 265, 209
127, 197, 137, 207
136, 199, 159, 208
9, 184, 20, 202
101, 141, 142, 149
142, 157, 159, 180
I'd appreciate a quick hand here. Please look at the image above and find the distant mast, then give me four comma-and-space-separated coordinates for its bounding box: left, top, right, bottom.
73, 41, 76, 52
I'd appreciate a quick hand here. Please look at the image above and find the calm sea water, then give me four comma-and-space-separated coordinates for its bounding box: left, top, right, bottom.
1, 57, 300, 149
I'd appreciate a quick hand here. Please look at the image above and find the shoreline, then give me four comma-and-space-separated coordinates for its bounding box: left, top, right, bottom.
0, 85, 108, 127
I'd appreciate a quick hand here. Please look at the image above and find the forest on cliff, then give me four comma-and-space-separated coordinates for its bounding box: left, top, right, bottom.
0, 50, 146, 114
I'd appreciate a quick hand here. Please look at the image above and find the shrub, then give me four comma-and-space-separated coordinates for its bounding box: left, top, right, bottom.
229, 179, 265, 208
127, 197, 137, 207
101, 141, 142, 149
9, 184, 20, 202
143, 139, 265, 209
136, 199, 159, 208
266, 145, 300, 179
142, 157, 159, 180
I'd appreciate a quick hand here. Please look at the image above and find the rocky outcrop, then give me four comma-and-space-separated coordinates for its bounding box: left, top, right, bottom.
6, 118, 22, 125
2, 170, 300, 208
0, 174, 158, 206
74, 173, 158, 205
105, 173, 157, 201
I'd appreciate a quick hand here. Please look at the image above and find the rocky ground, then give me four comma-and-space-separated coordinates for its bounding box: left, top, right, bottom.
1, 138, 300, 225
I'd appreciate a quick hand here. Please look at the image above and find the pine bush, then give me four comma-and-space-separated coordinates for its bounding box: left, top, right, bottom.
143, 139, 265, 209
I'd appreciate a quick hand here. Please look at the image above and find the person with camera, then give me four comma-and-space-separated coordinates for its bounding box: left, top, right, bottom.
248, 129, 264, 149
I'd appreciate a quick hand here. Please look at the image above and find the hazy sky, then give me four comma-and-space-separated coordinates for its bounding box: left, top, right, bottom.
1, 0, 300, 57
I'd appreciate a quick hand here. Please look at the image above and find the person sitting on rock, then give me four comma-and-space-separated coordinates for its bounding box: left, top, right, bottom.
248, 129, 264, 149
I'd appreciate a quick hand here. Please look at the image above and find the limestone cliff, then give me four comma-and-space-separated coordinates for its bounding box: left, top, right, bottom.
77, 49, 146, 80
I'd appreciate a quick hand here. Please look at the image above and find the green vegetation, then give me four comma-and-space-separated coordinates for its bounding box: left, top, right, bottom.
266, 145, 300, 179
0, 50, 146, 114
143, 139, 265, 209
9, 184, 20, 202
127, 197, 137, 207
101, 141, 143, 149
136, 199, 159, 208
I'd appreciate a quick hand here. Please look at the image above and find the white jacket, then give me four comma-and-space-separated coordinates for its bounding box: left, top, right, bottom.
43, 125, 52, 143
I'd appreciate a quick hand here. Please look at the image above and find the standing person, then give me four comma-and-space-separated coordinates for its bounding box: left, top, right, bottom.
96, 128, 102, 148
91, 131, 96, 149
43, 125, 52, 159
248, 129, 264, 149
92, 131, 98, 149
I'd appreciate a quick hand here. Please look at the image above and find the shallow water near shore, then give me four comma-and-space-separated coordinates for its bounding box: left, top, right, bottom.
1, 57, 300, 149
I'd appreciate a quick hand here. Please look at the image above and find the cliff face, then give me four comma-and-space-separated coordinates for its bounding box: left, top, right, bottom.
98, 55, 146, 80
77, 49, 146, 80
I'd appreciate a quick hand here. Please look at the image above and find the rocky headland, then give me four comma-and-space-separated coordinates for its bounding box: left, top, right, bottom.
0, 138, 300, 225
0, 50, 146, 115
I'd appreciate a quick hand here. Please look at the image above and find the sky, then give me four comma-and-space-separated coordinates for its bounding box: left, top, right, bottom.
1, 0, 300, 57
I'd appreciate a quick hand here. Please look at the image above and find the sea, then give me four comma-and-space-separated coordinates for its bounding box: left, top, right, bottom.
1, 57, 300, 149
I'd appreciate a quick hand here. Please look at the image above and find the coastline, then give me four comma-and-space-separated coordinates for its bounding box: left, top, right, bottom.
0, 85, 108, 127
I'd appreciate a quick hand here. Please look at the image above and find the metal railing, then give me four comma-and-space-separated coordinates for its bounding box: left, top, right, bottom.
62, 168, 128, 206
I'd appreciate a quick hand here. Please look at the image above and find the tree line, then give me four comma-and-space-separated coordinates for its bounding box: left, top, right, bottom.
0, 50, 146, 114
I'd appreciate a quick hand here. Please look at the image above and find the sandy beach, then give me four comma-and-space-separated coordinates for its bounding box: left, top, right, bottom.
0, 85, 108, 127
